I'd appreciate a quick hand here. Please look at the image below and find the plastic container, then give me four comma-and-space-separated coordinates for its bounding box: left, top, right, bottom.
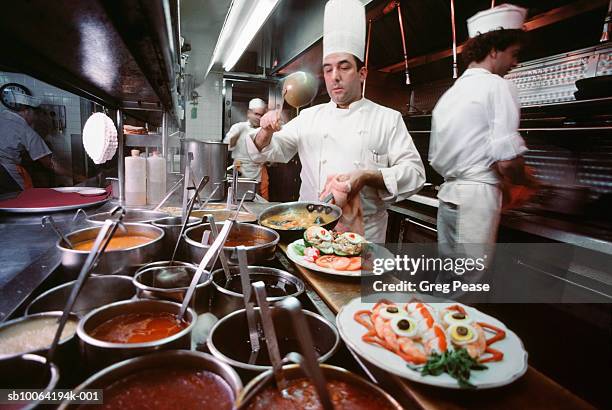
125, 149, 146, 206
147, 151, 166, 205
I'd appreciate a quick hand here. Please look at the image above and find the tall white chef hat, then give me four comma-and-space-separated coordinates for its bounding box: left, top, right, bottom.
323, 0, 366, 62
2, 89, 41, 108
248, 98, 267, 110
467, 4, 527, 38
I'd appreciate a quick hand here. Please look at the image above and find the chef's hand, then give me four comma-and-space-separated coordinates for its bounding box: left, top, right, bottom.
254, 110, 282, 151
342, 170, 386, 201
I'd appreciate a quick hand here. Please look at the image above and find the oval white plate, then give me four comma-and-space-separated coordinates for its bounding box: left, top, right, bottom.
286, 239, 393, 277
52, 187, 85, 193
336, 296, 528, 389
79, 188, 107, 197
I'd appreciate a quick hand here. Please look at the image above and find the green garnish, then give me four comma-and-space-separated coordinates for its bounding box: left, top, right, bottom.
293, 243, 306, 256
408, 348, 487, 389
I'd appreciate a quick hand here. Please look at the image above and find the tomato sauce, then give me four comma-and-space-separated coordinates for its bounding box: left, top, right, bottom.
78, 367, 234, 410
73, 235, 153, 251
245, 378, 395, 410
89, 312, 188, 344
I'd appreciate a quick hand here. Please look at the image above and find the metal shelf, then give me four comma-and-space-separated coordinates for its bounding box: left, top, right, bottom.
124, 133, 162, 148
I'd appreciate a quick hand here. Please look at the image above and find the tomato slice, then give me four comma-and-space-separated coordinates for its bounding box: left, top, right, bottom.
316, 255, 350, 270
346, 257, 361, 271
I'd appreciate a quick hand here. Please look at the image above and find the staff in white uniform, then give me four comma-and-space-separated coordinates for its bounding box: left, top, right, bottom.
223, 98, 267, 182
430, 4, 536, 247
247, 0, 425, 243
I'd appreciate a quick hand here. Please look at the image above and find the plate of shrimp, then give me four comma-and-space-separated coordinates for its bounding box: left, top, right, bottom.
336, 297, 528, 389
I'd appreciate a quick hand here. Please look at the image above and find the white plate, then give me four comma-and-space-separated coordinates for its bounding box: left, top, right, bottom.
79, 188, 107, 197
336, 296, 528, 389
286, 239, 393, 277
52, 187, 86, 193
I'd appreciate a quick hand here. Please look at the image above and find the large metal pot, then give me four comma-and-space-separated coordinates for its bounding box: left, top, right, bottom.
58, 350, 242, 410
184, 222, 279, 266
209, 266, 304, 319
181, 139, 228, 201
0, 354, 59, 410
58, 223, 165, 278
258, 201, 342, 242
133, 264, 212, 314
236, 364, 403, 409
151, 215, 202, 259
191, 209, 258, 223
86, 208, 169, 224
26, 275, 135, 317
77, 299, 196, 372
207, 307, 339, 377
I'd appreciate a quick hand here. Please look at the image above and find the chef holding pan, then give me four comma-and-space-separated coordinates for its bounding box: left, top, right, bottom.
429, 4, 537, 251
0, 89, 74, 193
247, 0, 425, 243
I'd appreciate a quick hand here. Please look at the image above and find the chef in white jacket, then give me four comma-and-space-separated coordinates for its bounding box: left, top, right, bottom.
246, 0, 425, 243
430, 4, 535, 248
223, 98, 267, 181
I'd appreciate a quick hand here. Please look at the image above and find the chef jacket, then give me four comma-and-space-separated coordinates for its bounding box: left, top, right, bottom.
246, 98, 426, 243
223, 121, 263, 181
0, 110, 51, 189
429, 67, 527, 244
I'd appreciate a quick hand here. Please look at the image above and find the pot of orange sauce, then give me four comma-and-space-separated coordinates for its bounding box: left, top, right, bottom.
77, 299, 196, 373
57, 223, 164, 279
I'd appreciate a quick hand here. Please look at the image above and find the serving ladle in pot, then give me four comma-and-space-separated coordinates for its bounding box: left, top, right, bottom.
42, 215, 74, 249
47, 206, 126, 363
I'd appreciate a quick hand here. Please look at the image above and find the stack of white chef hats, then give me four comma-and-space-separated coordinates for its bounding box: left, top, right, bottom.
467, 4, 527, 38
82, 112, 118, 164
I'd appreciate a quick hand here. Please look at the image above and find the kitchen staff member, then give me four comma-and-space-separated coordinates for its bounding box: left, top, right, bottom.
223, 98, 269, 198
0, 90, 73, 193
429, 4, 535, 247
247, 0, 425, 242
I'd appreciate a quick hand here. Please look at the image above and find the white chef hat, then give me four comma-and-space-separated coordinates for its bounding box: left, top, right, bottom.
2, 89, 41, 108
323, 0, 366, 62
248, 98, 267, 110
467, 4, 527, 38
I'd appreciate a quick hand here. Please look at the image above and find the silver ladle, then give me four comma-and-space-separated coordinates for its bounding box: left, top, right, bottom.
42, 215, 73, 249
204, 214, 233, 282
238, 246, 260, 365
252, 281, 286, 390
47, 206, 126, 362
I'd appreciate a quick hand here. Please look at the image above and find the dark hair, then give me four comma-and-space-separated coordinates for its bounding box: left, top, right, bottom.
350, 55, 365, 70
462, 29, 526, 65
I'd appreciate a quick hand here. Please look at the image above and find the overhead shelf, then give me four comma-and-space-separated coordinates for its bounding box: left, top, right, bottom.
0, 0, 180, 125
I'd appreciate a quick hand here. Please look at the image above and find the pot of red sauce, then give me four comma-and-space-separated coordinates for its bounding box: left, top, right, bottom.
183, 222, 279, 267
58, 350, 242, 410
236, 363, 402, 410
77, 299, 196, 372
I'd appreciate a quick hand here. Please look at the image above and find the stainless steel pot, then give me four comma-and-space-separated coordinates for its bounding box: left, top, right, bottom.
58, 223, 165, 278
258, 201, 342, 242
77, 299, 196, 372
184, 222, 279, 266
58, 350, 242, 410
0, 354, 59, 410
236, 364, 403, 409
133, 264, 212, 314
209, 266, 304, 319
151, 215, 202, 259
191, 209, 257, 223
26, 275, 135, 317
181, 139, 228, 201
207, 307, 339, 375
86, 208, 170, 224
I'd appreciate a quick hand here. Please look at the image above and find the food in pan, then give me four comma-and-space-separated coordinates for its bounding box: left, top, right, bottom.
260, 209, 336, 230
83, 367, 234, 410
73, 235, 153, 251
0, 316, 78, 356
201, 230, 270, 247
354, 300, 506, 388
89, 312, 188, 344
245, 377, 396, 410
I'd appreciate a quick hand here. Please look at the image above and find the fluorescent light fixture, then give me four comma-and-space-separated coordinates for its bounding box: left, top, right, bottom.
206, 0, 280, 75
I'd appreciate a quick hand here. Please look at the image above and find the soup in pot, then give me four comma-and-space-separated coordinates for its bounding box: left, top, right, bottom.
73, 236, 153, 251
260, 210, 335, 230
89, 312, 188, 344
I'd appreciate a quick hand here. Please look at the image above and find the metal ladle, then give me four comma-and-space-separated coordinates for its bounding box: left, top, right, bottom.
252, 281, 286, 390
169, 176, 209, 265
204, 214, 232, 282
47, 206, 126, 362
42, 215, 73, 249
176, 191, 253, 322
153, 175, 185, 211
238, 246, 260, 365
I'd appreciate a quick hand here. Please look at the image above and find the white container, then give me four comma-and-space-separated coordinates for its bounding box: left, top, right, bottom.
125, 149, 146, 206
146, 151, 166, 205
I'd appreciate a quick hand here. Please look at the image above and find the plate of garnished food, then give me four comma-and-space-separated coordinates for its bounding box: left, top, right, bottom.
336, 297, 528, 388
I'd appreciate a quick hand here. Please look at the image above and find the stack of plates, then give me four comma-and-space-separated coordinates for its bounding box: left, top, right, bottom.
82, 112, 118, 164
